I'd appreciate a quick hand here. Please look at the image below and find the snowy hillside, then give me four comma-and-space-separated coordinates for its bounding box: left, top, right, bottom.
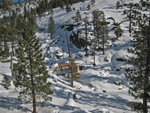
0, 0, 143, 113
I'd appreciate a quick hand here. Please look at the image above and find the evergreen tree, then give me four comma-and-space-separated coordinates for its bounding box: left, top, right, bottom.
123, 3, 139, 36
8, 27, 17, 69
12, 21, 53, 113
18, 0, 22, 6
116, 1, 122, 9
83, 12, 89, 56
0, 13, 18, 69
28, 14, 37, 30
9, 13, 18, 69
31, 8, 36, 16
92, 10, 109, 54
125, 1, 150, 113
113, 23, 123, 39
92, 10, 102, 49
48, 2, 53, 14
0, 24, 10, 61
0, 0, 12, 14
91, 38, 98, 66
107, 17, 124, 40
2, 75, 11, 90
59, 0, 64, 9
73, 10, 81, 37
66, 0, 72, 13
48, 16, 56, 39
65, 28, 71, 57
91, 0, 95, 6
87, 3, 91, 10
68, 55, 80, 87
126, 25, 150, 113
101, 17, 109, 55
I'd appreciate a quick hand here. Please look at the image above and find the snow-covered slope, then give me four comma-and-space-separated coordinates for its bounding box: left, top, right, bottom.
0, 0, 142, 113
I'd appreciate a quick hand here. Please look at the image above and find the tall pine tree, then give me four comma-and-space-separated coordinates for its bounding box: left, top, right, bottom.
68, 55, 80, 87
73, 10, 81, 37
48, 16, 56, 39
0, 23, 10, 61
12, 21, 53, 113
83, 13, 89, 56
92, 10, 109, 54
126, 1, 150, 113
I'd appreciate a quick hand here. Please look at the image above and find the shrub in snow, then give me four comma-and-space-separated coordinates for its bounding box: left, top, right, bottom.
128, 102, 143, 112
2, 75, 11, 90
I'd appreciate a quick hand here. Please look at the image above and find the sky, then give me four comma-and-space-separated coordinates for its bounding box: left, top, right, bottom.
12, 0, 18, 2
12, 0, 24, 3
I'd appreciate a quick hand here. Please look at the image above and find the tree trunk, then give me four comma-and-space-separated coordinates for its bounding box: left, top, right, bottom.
142, 14, 150, 113
51, 33, 53, 40
143, 93, 148, 113
71, 76, 74, 87
77, 20, 79, 38
10, 41, 14, 69
29, 49, 36, 113
66, 30, 71, 57
98, 37, 100, 49
129, 7, 132, 37
129, 21, 132, 37
31, 70, 36, 113
93, 48, 96, 66
32, 91, 36, 113
102, 36, 105, 55
85, 20, 88, 56
70, 57, 74, 87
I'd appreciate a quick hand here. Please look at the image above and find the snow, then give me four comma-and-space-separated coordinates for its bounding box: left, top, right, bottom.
0, 0, 144, 113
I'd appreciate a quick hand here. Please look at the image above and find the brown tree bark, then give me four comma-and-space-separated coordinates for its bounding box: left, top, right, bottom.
84, 19, 88, 56
32, 90, 36, 113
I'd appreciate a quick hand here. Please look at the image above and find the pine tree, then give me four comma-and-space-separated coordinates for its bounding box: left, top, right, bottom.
107, 17, 124, 40
59, 0, 64, 9
123, 3, 139, 36
0, 24, 10, 61
126, 25, 150, 113
2, 75, 11, 90
65, 0, 72, 13
0, 13, 18, 68
0, 0, 12, 14
87, 3, 91, 10
66, 0, 70, 13
48, 2, 53, 14
28, 15, 37, 30
18, 0, 22, 6
12, 21, 53, 113
125, 1, 150, 113
73, 10, 81, 37
116, 1, 122, 9
113, 23, 123, 39
84, 14, 89, 56
91, 38, 97, 66
48, 16, 56, 39
65, 28, 71, 57
68, 55, 80, 87
92, 10, 109, 54
101, 17, 109, 55
92, 10, 101, 49
91, 0, 95, 6
9, 13, 18, 69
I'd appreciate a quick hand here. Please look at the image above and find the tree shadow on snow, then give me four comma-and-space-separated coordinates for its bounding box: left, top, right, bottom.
75, 90, 130, 111
0, 96, 31, 112
38, 101, 88, 113
40, 88, 130, 112
80, 73, 124, 85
